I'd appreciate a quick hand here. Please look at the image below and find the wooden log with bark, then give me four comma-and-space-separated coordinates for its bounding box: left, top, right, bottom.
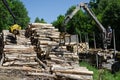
0, 66, 42, 72
35, 57, 47, 69
56, 72, 92, 80
27, 72, 56, 78
52, 67, 93, 75
3, 61, 38, 67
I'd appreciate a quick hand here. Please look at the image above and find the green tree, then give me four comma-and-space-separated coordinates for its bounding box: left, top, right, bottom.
102, 0, 120, 28
0, 0, 12, 31
40, 18, 46, 23
89, 0, 120, 49
52, 15, 65, 32
65, 6, 93, 35
89, 0, 109, 48
12, 0, 30, 29
34, 17, 46, 23
0, 0, 30, 32
101, 0, 120, 50
52, 5, 94, 43
34, 17, 41, 23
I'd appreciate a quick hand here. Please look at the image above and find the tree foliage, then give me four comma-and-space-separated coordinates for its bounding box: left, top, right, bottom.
101, 0, 120, 50
11, 0, 30, 29
0, 0, 30, 32
34, 17, 46, 23
66, 6, 93, 34
52, 15, 65, 32
34, 17, 41, 23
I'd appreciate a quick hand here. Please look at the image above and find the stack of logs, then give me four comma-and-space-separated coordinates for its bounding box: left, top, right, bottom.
0, 23, 93, 80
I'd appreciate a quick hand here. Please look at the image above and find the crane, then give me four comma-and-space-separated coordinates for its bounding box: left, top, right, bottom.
63, 3, 112, 49
2, 0, 21, 36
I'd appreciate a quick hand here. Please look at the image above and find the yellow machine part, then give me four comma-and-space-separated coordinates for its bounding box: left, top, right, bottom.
9, 24, 21, 33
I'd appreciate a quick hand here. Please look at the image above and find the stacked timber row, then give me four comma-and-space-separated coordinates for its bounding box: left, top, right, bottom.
1, 30, 39, 67
0, 23, 93, 80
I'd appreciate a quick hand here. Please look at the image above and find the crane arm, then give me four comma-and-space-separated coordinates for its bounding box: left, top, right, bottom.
63, 3, 111, 49
80, 3, 106, 35
2, 0, 21, 36
2, 0, 16, 24
64, 3, 106, 35
64, 5, 80, 25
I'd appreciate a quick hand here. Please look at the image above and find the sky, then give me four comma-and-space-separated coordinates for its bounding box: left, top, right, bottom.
20, 0, 90, 23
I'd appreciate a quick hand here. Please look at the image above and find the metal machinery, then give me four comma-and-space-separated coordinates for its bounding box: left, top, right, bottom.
63, 3, 112, 49
63, 3, 120, 73
2, 0, 21, 36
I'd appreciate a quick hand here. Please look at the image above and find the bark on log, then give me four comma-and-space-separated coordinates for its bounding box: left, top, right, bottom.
53, 69, 93, 75
27, 72, 56, 78
0, 66, 42, 72
56, 72, 92, 80
0, 54, 5, 66
40, 40, 58, 45
5, 54, 36, 57
3, 61, 38, 67
5, 57, 35, 62
35, 57, 47, 69
50, 58, 64, 63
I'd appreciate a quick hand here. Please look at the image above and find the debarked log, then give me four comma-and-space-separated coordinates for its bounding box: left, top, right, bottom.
27, 72, 56, 78
53, 69, 93, 75
3, 61, 38, 67
56, 72, 92, 80
35, 57, 47, 69
0, 66, 42, 72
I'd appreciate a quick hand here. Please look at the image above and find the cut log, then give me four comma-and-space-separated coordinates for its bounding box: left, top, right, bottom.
0, 54, 5, 66
52, 64, 89, 71
5, 53, 36, 57
5, 57, 35, 62
27, 72, 56, 78
38, 37, 50, 41
4, 50, 35, 54
49, 55, 57, 58
31, 23, 52, 27
14, 62, 38, 66
35, 57, 47, 69
40, 40, 59, 45
50, 58, 65, 63
51, 65, 73, 70
4, 45, 34, 52
0, 66, 42, 72
3, 61, 38, 67
48, 36, 60, 39
56, 72, 92, 80
53, 69, 93, 75
4, 45, 34, 49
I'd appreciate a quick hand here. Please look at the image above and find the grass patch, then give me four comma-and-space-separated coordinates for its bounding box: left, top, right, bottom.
79, 61, 120, 80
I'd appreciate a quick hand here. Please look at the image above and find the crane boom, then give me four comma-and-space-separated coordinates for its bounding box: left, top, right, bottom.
2, 0, 16, 24
2, 0, 21, 37
64, 5, 80, 25
80, 3, 106, 35
64, 3, 112, 49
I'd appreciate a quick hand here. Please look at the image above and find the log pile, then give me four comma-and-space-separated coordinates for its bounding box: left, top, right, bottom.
2, 30, 38, 67
0, 23, 93, 80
